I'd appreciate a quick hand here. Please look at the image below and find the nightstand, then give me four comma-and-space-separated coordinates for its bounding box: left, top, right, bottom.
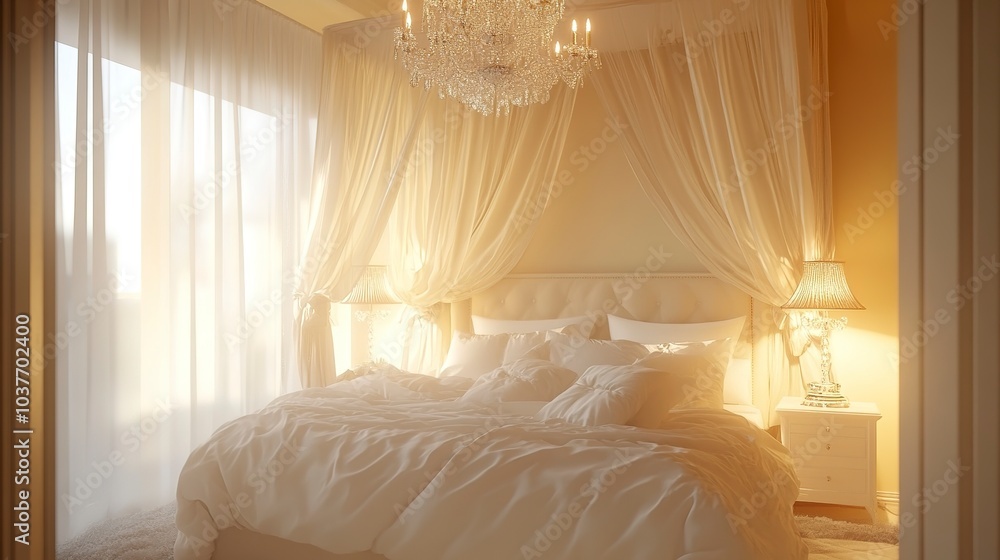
775, 396, 881, 520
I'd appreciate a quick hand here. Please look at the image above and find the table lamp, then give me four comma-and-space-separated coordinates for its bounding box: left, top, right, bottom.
782, 260, 865, 408
341, 266, 399, 362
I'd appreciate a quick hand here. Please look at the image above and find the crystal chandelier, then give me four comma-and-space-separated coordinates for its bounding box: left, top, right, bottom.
394, 0, 601, 116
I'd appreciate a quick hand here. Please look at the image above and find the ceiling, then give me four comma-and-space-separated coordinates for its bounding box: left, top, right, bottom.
259, 0, 384, 32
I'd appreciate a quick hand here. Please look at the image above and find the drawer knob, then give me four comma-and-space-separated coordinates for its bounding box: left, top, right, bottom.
826, 444, 831, 451
826, 476, 832, 483
825, 426, 831, 433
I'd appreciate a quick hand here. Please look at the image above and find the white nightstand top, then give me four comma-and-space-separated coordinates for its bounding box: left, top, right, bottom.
775, 396, 881, 417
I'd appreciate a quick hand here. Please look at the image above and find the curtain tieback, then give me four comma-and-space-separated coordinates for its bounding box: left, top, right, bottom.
296, 292, 332, 324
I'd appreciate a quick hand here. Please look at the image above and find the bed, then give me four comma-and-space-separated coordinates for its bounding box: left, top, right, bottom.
174, 274, 807, 560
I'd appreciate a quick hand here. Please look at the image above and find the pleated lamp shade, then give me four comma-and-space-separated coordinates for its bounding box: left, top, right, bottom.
782, 261, 865, 310
341, 266, 399, 305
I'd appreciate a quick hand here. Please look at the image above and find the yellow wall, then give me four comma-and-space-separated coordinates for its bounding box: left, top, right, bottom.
827, 0, 900, 496
516, 3, 901, 497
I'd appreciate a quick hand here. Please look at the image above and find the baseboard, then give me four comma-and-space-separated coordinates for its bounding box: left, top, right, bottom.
876, 491, 900, 524
876, 491, 900, 507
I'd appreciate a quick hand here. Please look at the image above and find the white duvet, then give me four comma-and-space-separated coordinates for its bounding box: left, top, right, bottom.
174, 367, 808, 560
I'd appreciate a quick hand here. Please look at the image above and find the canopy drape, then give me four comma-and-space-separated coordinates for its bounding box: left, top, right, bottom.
294, 28, 429, 387
297, 26, 576, 380
590, 0, 834, 423
387, 87, 578, 372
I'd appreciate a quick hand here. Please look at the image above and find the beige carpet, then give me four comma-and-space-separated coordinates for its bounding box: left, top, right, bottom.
57, 503, 900, 559
796, 515, 899, 544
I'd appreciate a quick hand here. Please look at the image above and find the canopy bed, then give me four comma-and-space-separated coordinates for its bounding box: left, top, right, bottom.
177, 273, 809, 560
175, 0, 838, 558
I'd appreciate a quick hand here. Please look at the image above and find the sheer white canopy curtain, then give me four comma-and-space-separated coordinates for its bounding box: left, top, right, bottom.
387, 86, 577, 373
590, 0, 834, 424
294, 26, 430, 388
54, 0, 320, 540
295, 24, 576, 383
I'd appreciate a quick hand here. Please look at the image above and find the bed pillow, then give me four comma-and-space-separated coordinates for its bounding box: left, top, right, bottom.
438, 332, 510, 379
438, 333, 557, 380
607, 315, 746, 346
535, 364, 656, 426
459, 359, 578, 403
632, 338, 735, 421
472, 315, 596, 338
503, 331, 550, 364
607, 315, 750, 405
545, 331, 650, 376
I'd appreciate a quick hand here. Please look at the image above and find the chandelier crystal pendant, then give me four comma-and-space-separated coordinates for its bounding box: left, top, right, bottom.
394, 0, 601, 116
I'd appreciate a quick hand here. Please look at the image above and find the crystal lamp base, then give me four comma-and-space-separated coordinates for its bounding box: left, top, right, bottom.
801, 381, 851, 408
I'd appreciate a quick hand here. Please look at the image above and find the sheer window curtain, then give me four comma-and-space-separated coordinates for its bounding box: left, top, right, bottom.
295, 25, 429, 388
590, 0, 834, 424
54, 0, 320, 540
387, 87, 578, 373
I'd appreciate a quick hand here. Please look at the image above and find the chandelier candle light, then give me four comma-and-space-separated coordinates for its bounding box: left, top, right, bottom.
395, 0, 600, 116
782, 261, 865, 408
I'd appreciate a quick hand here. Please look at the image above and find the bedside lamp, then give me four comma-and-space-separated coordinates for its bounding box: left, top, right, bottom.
342, 266, 399, 362
782, 261, 864, 408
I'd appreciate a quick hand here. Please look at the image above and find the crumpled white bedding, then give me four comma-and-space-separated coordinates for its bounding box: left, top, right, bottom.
174, 367, 808, 560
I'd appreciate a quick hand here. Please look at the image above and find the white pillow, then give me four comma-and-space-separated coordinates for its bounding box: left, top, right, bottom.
439, 332, 509, 379
536, 364, 656, 426
472, 315, 595, 338
607, 315, 746, 345
546, 331, 650, 376
503, 331, 549, 363
722, 357, 752, 405
633, 339, 735, 417
607, 315, 749, 405
439, 333, 555, 380
459, 359, 578, 404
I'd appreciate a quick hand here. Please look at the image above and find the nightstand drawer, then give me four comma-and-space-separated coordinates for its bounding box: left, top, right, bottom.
786, 432, 868, 459
785, 419, 869, 440
798, 466, 867, 494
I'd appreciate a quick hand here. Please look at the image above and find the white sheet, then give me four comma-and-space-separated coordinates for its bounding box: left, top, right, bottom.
174, 369, 806, 560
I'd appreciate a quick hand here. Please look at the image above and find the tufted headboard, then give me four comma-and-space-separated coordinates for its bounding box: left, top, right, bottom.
450, 273, 767, 420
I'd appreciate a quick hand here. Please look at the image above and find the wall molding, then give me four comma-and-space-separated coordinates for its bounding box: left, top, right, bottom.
876, 491, 900, 507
